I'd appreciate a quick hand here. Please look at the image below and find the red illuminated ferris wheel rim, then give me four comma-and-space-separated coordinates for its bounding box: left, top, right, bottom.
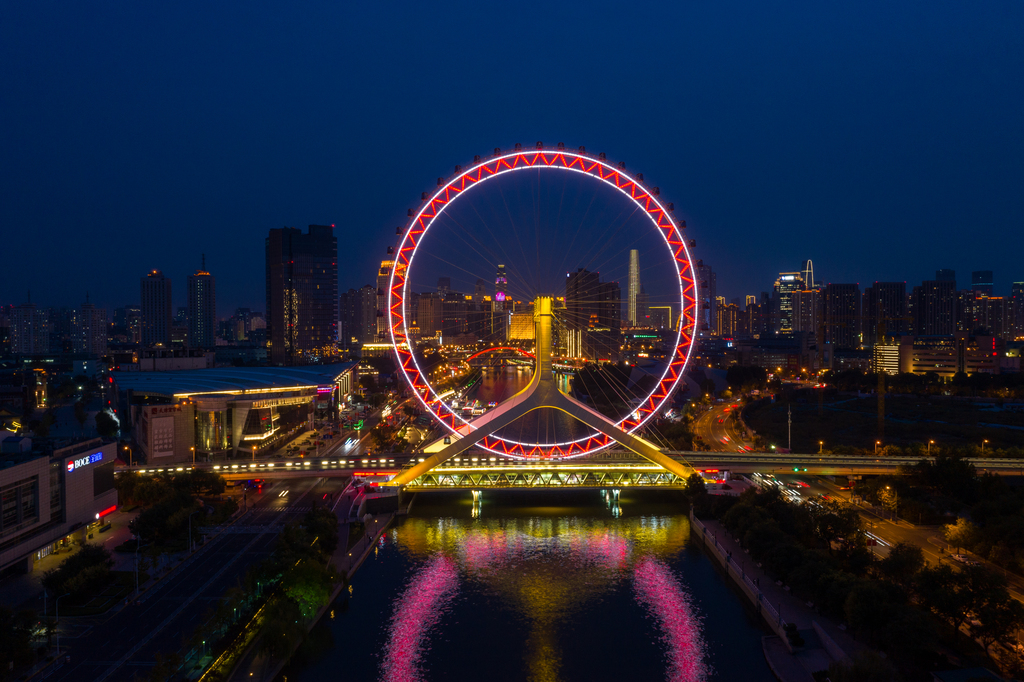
388, 149, 698, 459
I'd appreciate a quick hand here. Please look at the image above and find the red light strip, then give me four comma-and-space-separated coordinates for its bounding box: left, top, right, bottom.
388, 149, 697, 460
98, 505, 117, 518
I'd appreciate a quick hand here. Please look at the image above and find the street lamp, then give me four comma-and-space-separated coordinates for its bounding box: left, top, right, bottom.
928, 440, 934, 455
55, 592, 71, 656
124, 445, 133, 467
252, 445, 256, 462
819, 441, 823, 454
875, 440, 881, 454
191, 446, 195, 466
886, 485, 898, 523
982, 439, 989, 455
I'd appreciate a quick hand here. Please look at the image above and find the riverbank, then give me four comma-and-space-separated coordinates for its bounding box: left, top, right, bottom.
690, 507, 864, 681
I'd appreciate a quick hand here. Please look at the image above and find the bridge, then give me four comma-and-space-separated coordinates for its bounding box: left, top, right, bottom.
120, 454, 1024, 486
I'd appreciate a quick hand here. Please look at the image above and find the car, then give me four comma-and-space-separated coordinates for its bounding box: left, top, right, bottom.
717, 418, 724, 424
952, 554, 970, 564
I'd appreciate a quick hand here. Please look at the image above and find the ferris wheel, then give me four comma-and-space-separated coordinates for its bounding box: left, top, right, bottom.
387, 144, 698, 460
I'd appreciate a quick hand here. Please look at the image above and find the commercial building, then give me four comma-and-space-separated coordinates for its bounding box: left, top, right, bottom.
823, 283, 860, 349
111, 363, 356, 462
187, 257, 217, 349
912, 279, 956, 336
772, 272, 805, 334
898, 334, 1004, 377
266, 225, 339, 365
863, 282, 907, 340
141, 270, 172, 347
0, 438, 118, 574
791, 288, 819, 336
627, 249, 640, 326
972, 270, 994, 297
74, 295, 107, 357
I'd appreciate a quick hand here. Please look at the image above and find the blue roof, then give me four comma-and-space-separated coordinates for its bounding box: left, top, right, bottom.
112, 362, 356, 397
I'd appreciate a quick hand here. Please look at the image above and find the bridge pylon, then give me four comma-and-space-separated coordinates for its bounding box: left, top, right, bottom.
390, 296, 693, 486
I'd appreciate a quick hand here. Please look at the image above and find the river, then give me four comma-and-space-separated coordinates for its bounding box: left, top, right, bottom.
285, 490, 775, 682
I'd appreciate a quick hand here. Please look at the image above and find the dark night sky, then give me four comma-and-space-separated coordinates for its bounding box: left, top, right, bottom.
2, 1, 1022, 316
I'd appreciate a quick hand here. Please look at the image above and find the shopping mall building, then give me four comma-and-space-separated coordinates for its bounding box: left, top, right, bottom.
0, 438, 118, 574
110, 363, 356, 464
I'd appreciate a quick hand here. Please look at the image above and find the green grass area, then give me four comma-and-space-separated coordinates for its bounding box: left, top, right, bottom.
744, 391, 1024, 454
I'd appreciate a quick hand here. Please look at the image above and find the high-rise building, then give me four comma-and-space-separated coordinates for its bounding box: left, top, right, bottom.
956, 289, 978, 332
745, 295, 756, 309
416, 292, 443, 339
649, 306, 672, 330
494, 265, 508, 305
597, 281, 621, 330
972, 270, 994, 297
913, 280, 956, 336
473, 279, 487, 306
772, 272, 806, 334
696, 262, 716, 335
442, 291, 468, 338
187, 256, 216, 349
935, 269, 956, 284
565, 268, 600, 330
11, 297, 48, 355
376, 259, 394, 341
824, 283, 861, 350
437, 277, 451, 295
636, 285, 650, 326
791, 288, 820, 335
1012, 282, 1024, 341
74, 294, 107, 357
715, 303, 739, 337
140, 270, 172, 347
265, 225, 339, 365
977, 296, 1009, 339
863, 282, 907, 341
627, 249, 640, 326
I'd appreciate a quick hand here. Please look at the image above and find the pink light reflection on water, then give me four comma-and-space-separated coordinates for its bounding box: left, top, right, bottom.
633, 557, 706, 682
380, 554, 460, 682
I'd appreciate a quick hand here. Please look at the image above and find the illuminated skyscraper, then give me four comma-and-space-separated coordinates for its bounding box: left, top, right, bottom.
266, 225, 338, 365
140, 269, 172, 347
800, 260, 815, 289
494, 265, 508, 305
187, 255, 216, 349
772, 272, 805, 334
376, 258, 394, 341
627, 249, 640, 325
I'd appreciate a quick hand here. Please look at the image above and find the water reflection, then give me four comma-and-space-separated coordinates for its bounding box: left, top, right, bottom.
383, 515, 705, 682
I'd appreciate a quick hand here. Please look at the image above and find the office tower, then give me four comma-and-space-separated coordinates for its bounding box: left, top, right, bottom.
773, 272, 806, 334
417, 292, 443, 338
824, 283, 861, 349
1012, 282, 1024, 341
437, 277, 451, 295
74, 294, 107, 357
597, 281, 621, 330
565, 268, 600, 330
187, 256, 216, 349
141, 270, 172, 347
376, 259, 394, 341
956, 289, 978, 332
791, 288, 819, 334
935, 269, 956, 283
627, 249, 640, 325
356, 285, 378, 344
696, 262, 715, 334
473, 279, 487, 306
441, 292, 468, 338
863, 282, 907, 341
339, 289, 357, 348
913, 280, 956, 336
494, 265, 508, 304
745, 295, 756, 309
800, 260, 815, 289
972, 271, 994, 297
265, 225, 339, 365
47, 307, 73, 354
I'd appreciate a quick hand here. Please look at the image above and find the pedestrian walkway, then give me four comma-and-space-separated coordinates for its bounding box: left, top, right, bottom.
691, 511, 865, 681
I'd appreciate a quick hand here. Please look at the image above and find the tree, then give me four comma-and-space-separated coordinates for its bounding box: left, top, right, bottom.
844, 581, 894, 642
944, 518, 978, 554
95, 411, 118, 438
876, 542, 924, 589
827, 651, 899, 682
975, 594, 1024, 656
684, 473, 706, 498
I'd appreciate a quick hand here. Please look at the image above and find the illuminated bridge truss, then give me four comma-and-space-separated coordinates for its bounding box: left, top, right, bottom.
402, 464, 687, 491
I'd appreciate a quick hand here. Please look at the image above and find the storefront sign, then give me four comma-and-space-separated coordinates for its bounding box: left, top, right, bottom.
67, 452, 103, 472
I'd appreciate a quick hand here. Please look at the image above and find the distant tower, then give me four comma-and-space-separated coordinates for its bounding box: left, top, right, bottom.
494, 265, 508, 305
140, 270, 172, 347
627, 249, 640, 325
972, 270, 994, 297
188, 254, 216, 349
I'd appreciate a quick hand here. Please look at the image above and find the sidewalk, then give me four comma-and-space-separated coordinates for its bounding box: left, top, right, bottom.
691, 511, 865, 681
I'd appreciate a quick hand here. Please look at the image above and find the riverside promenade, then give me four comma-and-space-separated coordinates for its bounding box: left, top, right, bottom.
690, 509, 865, 682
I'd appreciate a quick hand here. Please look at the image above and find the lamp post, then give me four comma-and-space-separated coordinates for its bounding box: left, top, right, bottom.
819, 441, 823, 454
886, 485, 898, 523
124, 445, 133, 467
252, 445, 256, 462
191, 446, 195, 466
188, 509, 201, 554
928, 440, 934, 455
875, 440, 880, 454
55, 592, 71, 656
982, 439, 989, 455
